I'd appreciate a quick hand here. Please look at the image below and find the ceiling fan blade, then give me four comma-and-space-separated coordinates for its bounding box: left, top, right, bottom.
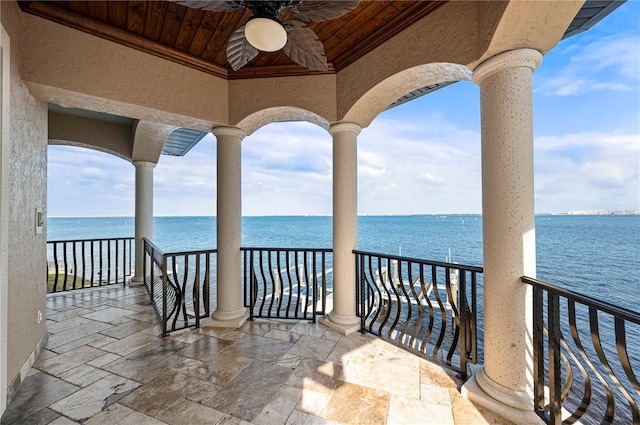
226, 25, 259, 71
172, 1, 240, 12
295, 0, 360, 22
282, 21, 328, 72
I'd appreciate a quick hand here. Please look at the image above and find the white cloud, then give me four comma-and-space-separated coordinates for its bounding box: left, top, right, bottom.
537, 35, 640, 97
534, 132, 639, 212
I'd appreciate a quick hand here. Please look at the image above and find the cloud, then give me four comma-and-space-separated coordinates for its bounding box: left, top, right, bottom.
537, 35, 640, 97
534, 132, 639, 212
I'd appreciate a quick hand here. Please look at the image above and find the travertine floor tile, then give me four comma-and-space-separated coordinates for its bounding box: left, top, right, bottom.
5, 285, 515, 425
287, 335, 337, 362
46, 321, 113, 350
321, 381, 389, 425
206, 360, 292, 422
87, 353, 121, 368
287, 410, 340, 425
99, 320, 155, 339
175, 335, 232, 361
49, 416, 80, 424
187, 352, 253, 386
0, 372, 78, 425
253, 384, 302, 425
286, 358, 342, 394
295, 388, 332, 417
48, 308, 95, 322
120, 372, 219, 417
83, 307, 139, 323
450, 389, 516, 425
387, 394, 454, 425
101, 339, 186, 381
222, 334, 294, 362
115, 411, 167, 425
420, 359, 462, 389
59, 364, 111, 387
99, 331, 159, 356
156, 398, 227, 425
83, 403, 133, 425
50, 374, 140, 421
340, 356, 420, 399
34, 346, 108, 376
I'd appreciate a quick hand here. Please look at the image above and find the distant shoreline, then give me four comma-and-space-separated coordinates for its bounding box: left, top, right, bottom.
48, 211, 640, 219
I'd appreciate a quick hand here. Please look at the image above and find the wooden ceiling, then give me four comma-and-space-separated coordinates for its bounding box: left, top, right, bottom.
19, 0, 445, 79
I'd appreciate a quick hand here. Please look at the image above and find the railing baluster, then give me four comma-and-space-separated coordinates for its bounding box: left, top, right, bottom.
107, 239, 111, 284
72, 242, 77, 289
99, 240, 103, 286
81, 241, 86, 288
115, 238, 119, 284
52, 242, 59, 292
61, 242, 68, 291
547, 290, 563, 424
615, 318, 640, 423
204, 252, 211, 317
194, 254, 201, 328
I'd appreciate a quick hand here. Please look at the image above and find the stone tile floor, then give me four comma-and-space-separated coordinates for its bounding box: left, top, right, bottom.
1, 285, 513, 425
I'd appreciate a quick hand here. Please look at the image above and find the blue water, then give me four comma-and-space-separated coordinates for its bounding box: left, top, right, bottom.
47, 214, 640, 312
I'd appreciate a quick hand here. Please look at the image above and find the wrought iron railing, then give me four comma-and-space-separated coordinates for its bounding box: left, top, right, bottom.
524, 276, 640, 425
242, 248, 332, 322
143, 238, 215, 336
354, 250, 482, 378
47, 237, 134, 292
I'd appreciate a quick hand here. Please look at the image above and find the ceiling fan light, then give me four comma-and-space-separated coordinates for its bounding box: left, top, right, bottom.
244, 17, 287, 52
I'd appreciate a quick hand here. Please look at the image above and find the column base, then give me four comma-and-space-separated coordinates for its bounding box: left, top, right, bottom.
202, 309, 249, 329
319, 312, 360, 335
129, 275, 144, 287
461, 369, 543, 425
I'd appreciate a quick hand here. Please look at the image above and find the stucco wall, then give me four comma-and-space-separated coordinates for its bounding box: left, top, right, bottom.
20, 12, 226, 131
2, 0, 48, 389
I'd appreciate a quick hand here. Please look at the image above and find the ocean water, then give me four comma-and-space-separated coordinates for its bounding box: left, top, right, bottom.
47, 214, 640, 312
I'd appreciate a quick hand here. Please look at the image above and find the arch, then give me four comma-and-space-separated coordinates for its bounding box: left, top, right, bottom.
48, 139, 132, 163
235, 106, 330, 136
341, 63, 472, 128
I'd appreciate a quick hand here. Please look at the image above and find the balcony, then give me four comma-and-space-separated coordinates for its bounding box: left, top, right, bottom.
1, 284, 512, 425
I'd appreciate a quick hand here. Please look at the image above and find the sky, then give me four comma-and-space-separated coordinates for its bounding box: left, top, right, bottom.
47, 2, 640, 217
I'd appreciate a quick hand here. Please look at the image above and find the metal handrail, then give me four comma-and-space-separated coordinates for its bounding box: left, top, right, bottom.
242, 247, 332, 322
524, 275, 640, 424
46, 237, 134, 292
143, 238, 216, 335
354, 249, 482, 378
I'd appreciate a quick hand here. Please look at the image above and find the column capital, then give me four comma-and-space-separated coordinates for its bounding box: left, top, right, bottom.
212, 126, 246, 140
472, 49, 542, 85
329, 122, 361, 137
132, 160, 156, 169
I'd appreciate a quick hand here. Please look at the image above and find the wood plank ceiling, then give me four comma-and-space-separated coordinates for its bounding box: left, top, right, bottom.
19, 0, 445, 79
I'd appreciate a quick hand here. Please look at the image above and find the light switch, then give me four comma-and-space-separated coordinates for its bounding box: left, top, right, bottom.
35, 207, 43, 235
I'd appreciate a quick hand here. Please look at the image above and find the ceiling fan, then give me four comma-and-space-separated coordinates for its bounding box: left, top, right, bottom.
174, 1, 360, 71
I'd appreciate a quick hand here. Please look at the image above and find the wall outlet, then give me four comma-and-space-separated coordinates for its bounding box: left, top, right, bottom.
37, 310, 43, 324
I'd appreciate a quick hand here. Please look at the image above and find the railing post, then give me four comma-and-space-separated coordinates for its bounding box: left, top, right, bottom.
532, 283, 546, 422
458, 269, 468, 379
547, 290, 563, 424
162, 255, 168, 336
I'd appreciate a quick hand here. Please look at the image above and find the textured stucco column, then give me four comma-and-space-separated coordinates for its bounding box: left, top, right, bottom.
131, 161, 155, 286
202, 127, 249, 328
320, 122, 361, 335
462, 49, 543, 425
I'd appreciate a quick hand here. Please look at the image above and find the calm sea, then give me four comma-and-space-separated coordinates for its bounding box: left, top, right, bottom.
47, 214, 640, 312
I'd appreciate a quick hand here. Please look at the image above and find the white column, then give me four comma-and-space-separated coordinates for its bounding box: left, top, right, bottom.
320, 122, 361, 335
462, 49, 542, 424
131, 161, 155, 286
202, 126, 248, 328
